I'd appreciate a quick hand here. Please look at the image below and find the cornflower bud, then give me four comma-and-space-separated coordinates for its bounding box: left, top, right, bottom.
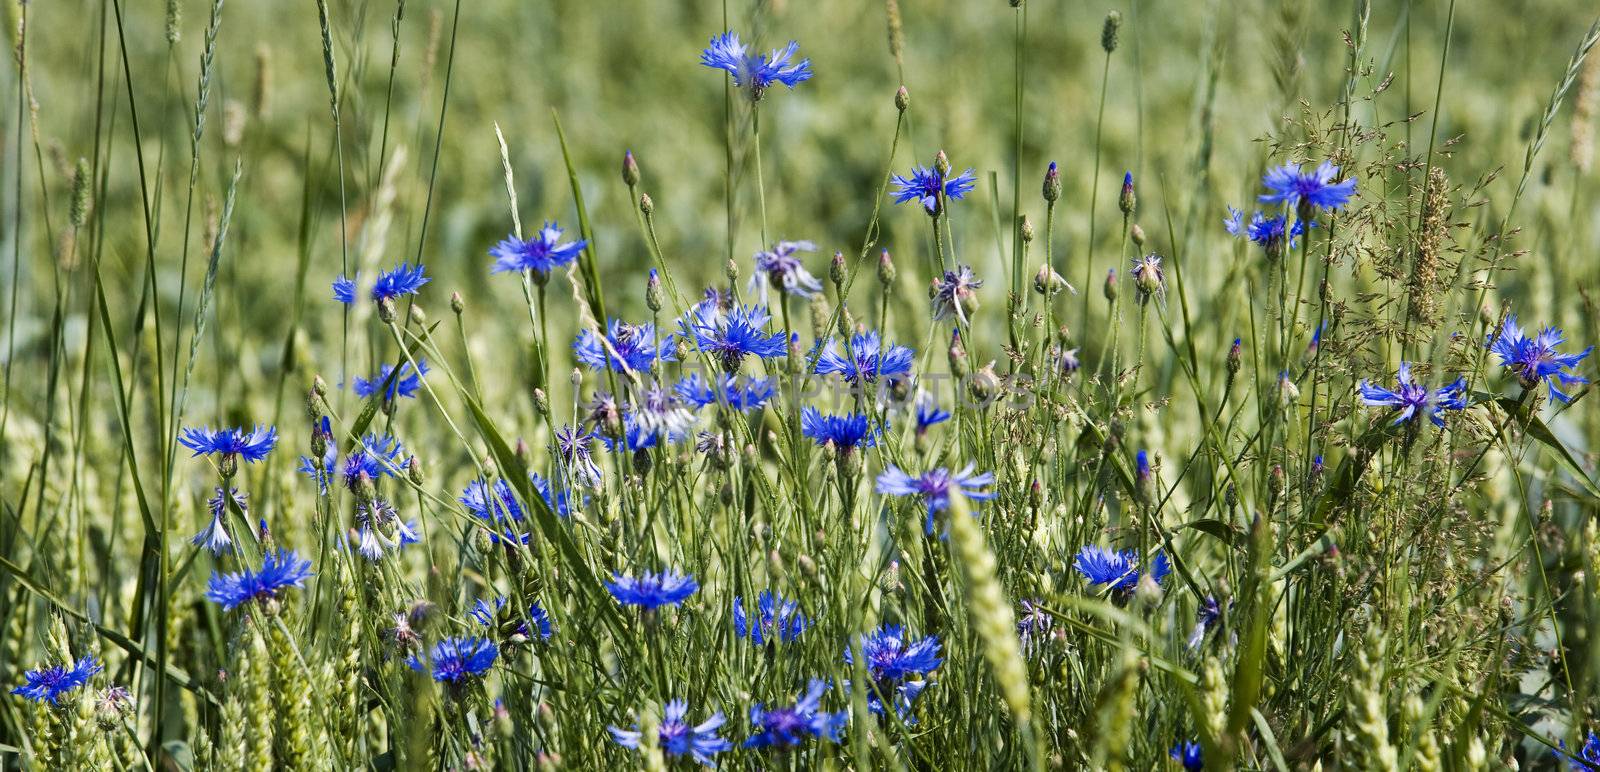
878, 248, 896, 287
1042, 161, 1061, 203
1118, 171, 1136, 215
622, 150, 640, 187
895, 85, 910, 112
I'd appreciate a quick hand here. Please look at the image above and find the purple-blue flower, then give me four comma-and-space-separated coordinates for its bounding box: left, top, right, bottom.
1488, 316, 1592, 403
751, 240, 822, 301
490, 221, 587, 275
205, 549, 313, 610
845, 624, 941, 717
574, 319, 673, 374
611, 699, 732, 766
1556, 731, 1600, 770
675, 372, 777, 412
332, 273, 358, 304
192, 487, 246, 555
914, 391, 951, 435
892, 164, 977, 214
876, 464, 995, 534
680, 301, 788, 372
1259, 160, 1357, 211
1357, 361, 1467, 427
352, 360, 429, 401
733, 589, 809, 645
1072, 545, 1169, 594
408, 636, 498, 684
745, 679, 848, 749
700, 31, 812, 97
178, 425, 278, 463
931, 266, 983, 324
340, 434, 408, 491
1171, 741, 1204, 771
801, 408, 879, 452
11, 656, 101, 704
371, 263, 431, 303
607, 570, 699, 610
814, 331, 915, 385
1224, 206, 1310, 252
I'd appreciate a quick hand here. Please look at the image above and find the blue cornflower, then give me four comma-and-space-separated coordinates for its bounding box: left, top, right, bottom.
341, 434, 407, 491
11, 656, 101, 704
845, 624, 941, 717
1556, 731, 1600, 770
352, 360, 429, 401
1073, 545, 1170, 595
800, 408, 880, 452
1170, 740, 1204, 771
892, 163, 977, 215
468, 596, 507, 627
1224, 206, 1310, 253
876, 464, 995, 534
607, 570, 699, 610
489, 221, 587, 275
599, 411, 686, 453
745, 679, 848, 750
1017, 599, 1053, 656
332, 273, 358, 304
675, 372, 776, 412
611, 699, 732, 766
1357, 362, 1468, 427
751, 240, 822, 301
461, 477, 527, 543
556, 424, 604, 489
913, 391, 951, 435
574, 319, 673, 374
408, 636, 498, 684
733, 589, 809, 645
1259, 160, 1357, 212
680, 301, 788, 372
700, 31, 812, 99
524, 601, 554, 641
178, 425, 278, 464
531, 472, 581, 518
1188, 596, 1225, 650
205, 549, 313, 611
192, 487, 246, 555
1488, 316, 1592, 403
814, 331, 915, 385
931, 265, 983, 324
371, 263, 431, 303
632, 382, 698, 439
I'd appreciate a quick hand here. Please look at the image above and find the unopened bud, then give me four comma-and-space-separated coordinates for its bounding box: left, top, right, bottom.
450, 291, 464, 315
622, 150, 640, 187
378, 297, 396, 324
1103, 268, 1118, 301
878, 249, 896, 287
947, 331, 969, 379
1226, 337, 1242, 378
1042, 161, 1060, 203
1118, 171, 1136, 215
408, 456, 424, 485
895, 85, 910, 112
1019, 214, 1034, 243
639, 192, 654, 215
533, 389, 550, 417
645, 269, 663, 313
724, 258, 739, 283
829, 251, 847, 291
934, 149, 951, 178
1130, 223, 1146, 247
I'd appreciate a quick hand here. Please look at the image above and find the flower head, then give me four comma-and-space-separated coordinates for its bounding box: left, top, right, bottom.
1171, 740, 1204, 771
680, 301, 788, 372
11, 656, 101, 704
631, 382, 698, 439
1259, 160, 1357, 212
845, 624, 941, 717
1130, 254, 1164, 302
913, 390, 951, 435
178, 425, 278, 464
332, 273, 358, 304
1556, 732, 1600, 770
876, 464, 995, 534
751, 240, 822, 301
1073, 545, 1169, 595
352, 360, 429, 401
931, 265, 983, 324
408, 636, 498, 684
1187, 596, 1224, 650
675, 373, 777, 412
801, 408, 880, 452
734, 589, 809, 645
371, 263, 431, 303
192, 487, 246, 555
205, 549, 313, 610
556, 425, 604, 488
814, 331, 915, 385
1225, 207, 1310, 255
892, 163, 977, 215
574, 319, 673, 374
745, 679, 848, 749
489, 221, 586, 275
611, 699, 731, 766
1357, 361, 1468, 427
1488, 316, 1592, 402
1017, 599, 1054, 656
340, 434, 407, 491
700, 31, 812, 99
607, 570, 699, 610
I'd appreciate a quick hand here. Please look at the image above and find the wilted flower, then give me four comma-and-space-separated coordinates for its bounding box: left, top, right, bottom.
751, 240, 822, 301
931, 265, 983, 324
